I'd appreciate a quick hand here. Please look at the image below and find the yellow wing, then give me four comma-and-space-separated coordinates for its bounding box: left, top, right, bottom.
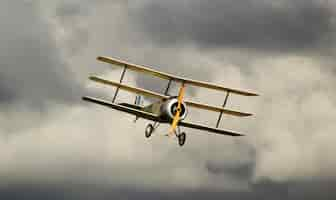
89, 76, 253, 117
97, 56, 258, 96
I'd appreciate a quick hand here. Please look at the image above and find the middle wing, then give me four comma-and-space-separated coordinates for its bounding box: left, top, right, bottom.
89, 76, 252, 117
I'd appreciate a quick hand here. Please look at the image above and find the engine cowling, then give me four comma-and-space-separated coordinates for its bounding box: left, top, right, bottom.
160, 98, 188, 121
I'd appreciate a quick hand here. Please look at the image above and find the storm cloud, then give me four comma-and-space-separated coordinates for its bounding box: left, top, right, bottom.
0, 1, 85, 108
131, 0, 335, 51
0, 0, 336, 199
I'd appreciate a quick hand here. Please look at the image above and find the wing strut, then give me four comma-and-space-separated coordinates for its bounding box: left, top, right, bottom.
164, 79, 173, 96
112, 65, 127, 103
216, 91, 230, 128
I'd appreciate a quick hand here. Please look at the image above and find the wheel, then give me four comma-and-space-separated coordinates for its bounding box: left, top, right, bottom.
178, 132, 186, 146
145, 124, 154, 138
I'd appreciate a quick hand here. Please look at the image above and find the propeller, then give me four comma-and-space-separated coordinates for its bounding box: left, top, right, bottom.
169, 83, 186, 136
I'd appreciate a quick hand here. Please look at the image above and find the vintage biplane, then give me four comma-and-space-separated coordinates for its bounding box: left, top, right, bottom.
82, 56, 258, 146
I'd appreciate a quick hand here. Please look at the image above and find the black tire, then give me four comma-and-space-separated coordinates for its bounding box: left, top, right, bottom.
145, 124, 154, 138
178, 132, 186, 146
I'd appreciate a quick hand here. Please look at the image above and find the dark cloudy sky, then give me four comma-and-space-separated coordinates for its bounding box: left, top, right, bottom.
1, 0, 336, 199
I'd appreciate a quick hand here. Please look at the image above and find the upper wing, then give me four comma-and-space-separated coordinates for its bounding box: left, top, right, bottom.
89, 76, 252, 117
82, 96, 162, 122
179, 121, 243, 136
97, 56, 258, 96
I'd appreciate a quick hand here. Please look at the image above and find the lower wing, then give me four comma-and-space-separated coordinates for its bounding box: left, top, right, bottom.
83, 96, 244, 136
179, 121, 244, 136
82, 96, 161, 122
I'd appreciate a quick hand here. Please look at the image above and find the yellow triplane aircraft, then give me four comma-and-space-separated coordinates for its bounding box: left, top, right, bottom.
83, 56, 258, 146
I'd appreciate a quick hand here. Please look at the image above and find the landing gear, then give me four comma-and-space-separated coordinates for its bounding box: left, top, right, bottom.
175, 126, 186, 146
177, 132, 186, 146
145, 122, 160, 138
145, 124, 154, 138
145, 123, 187, 146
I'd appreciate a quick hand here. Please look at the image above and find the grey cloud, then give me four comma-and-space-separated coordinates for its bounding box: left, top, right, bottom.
206, 160, 254, 180
1, 179, 336, 200
0, 76, 16, 103
53, 1, 91, 56
131, 0, 335, 51
0, 1, 336, 199
0, 1, 84, 108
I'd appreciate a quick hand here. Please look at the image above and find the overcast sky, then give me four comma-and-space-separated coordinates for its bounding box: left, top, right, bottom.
0, 0, 336, 199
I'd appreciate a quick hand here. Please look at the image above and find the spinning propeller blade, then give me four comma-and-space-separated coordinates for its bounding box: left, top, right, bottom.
169, 83, 185, 136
